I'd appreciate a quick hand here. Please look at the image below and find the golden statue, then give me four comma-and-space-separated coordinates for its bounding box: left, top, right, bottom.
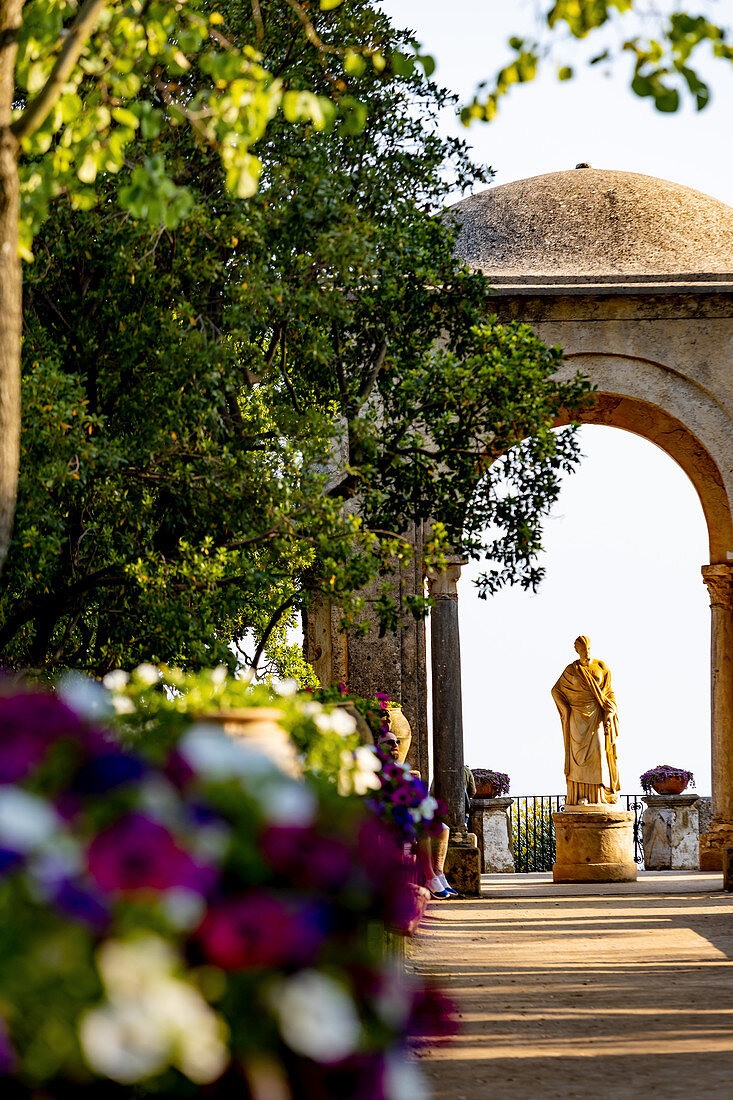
551, 635, 621, 806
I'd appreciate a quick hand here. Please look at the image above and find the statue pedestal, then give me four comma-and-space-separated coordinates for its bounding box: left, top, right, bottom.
470, 797, 515, 873
552, 807, 637, 883
642, 795, 700, 870
444, 831, 481, 896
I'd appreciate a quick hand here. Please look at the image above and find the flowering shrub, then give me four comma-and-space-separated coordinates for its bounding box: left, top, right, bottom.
0, 684, 448, 1097
307, 683, 391, 742
99, 665, 371, 789
640, 765, 695, 795
471, 768, 510, 796
368, 753, 444, 845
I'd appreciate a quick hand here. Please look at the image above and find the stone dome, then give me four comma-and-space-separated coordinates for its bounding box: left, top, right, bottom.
448, 168, 733, 284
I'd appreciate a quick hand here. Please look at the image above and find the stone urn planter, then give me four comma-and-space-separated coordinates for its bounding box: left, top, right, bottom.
471, 769, 510, 800
651, 777, 689, 795
194, 707, 302, 778
386, 704, 412, 764
475, 779, 500, 798
641, 766, 694, 798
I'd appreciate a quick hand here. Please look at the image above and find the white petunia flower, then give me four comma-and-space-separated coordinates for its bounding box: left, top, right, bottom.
417, 795, 438, 821
272, 677, 298, 697
160, 889, 207, 932
112, 695, 136, 716
0, 787, 60, 852
81, 999, 169, 1083
103, 669, 130, 691
383, 1054, 429, 1100
58, 672, 112, 719
257, 777, 316, 827
81, 937, 229, 1086
270, 971, 361, 1064
180, 724, 278, 781
325, 708, 357, 737
337, 746, 382, 796
133, 663, 160, 686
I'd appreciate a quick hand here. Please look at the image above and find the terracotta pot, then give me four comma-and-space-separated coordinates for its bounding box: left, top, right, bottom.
387, 704, 412, 764
474, 780, 500, 798
194, 707, 302, 778
651, 776, 689, 795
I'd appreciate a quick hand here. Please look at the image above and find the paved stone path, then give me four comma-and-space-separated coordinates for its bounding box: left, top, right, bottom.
410, 871, 733, 1099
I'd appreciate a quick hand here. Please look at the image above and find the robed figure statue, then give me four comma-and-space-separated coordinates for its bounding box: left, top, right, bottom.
551, 635, 621, 806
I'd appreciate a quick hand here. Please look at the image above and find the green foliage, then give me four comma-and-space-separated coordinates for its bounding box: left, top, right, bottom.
512, 801, 556, 873
3, 0, 590, 676
462, 0, 733, 120
104, 664, 362, 781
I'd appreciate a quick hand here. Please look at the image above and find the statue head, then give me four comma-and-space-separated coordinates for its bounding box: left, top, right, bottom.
574, 635, 591, 662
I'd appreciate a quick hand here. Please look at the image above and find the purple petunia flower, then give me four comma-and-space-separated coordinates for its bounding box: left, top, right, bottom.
0, 1012, 15, 1075
0, 848, 23, 877
0, 692, 82, 782
261, 825, 354, 892
87, 813, 215, 896
52, 877, 110, 931
198, 892, 326, 970
71, 751, 145, 794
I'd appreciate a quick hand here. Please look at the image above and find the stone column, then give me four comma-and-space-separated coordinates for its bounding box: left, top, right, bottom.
428, 559, 481, 896
428, 560, 467, 834
700, 564, 733, 870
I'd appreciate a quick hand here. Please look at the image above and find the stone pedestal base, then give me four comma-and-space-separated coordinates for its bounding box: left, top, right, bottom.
723, 848, 733, 892
444, 832, 481, 896
552, 808, 637, 883
642, 795, 700, 870
470, 797, 515, 873
699, 821, 733, 870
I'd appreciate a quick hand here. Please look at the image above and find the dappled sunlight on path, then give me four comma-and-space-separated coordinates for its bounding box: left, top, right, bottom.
410, 872, 733, 1099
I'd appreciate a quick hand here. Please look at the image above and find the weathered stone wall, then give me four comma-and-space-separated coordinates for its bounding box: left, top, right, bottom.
303, 523, 429, 780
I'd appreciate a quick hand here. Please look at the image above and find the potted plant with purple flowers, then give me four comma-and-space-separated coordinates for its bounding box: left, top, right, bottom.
640, 765, 695, 796
471, 769, 510, 799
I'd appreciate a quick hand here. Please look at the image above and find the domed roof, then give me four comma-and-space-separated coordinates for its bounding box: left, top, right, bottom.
448, 168, 733, 285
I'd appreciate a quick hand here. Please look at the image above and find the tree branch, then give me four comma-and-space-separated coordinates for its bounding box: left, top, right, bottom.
355, 339, 387, 411
12, 0, 110, 141
251, 593, 297, 672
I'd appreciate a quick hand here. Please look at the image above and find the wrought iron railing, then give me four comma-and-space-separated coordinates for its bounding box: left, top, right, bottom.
508, 794, 645, 872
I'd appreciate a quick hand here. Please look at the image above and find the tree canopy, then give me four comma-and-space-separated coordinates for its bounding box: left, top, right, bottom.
463, 0, 733, 121
0, 0, 590, 678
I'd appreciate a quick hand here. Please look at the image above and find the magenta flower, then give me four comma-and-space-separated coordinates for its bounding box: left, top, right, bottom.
0, 1012, 15, 1075
261, 825, 353, 891
0, 691, 82, 782
198, 892, 325, 970
87, 813, 214, 895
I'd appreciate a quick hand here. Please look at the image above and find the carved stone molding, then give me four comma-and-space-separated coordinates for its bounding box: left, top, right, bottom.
702, 563, 733, 610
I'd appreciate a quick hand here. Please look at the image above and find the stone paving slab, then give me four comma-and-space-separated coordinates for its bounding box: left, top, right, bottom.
410, 871, 733, 1099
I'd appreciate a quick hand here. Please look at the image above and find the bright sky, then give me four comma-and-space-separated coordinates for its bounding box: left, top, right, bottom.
382, 0, 733, 796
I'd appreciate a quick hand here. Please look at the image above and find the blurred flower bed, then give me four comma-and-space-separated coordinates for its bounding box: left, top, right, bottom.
0, 669, 454, 1098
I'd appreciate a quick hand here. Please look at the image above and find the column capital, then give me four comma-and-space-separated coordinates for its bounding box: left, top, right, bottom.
702, 563, 733, 610
427, 558, 466, 600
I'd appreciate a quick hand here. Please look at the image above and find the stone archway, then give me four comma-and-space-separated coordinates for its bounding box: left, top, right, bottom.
436, 168, 733, 870
310, 168, 733, 873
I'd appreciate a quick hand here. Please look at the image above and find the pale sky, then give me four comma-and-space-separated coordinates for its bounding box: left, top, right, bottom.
382, 0, 733, 795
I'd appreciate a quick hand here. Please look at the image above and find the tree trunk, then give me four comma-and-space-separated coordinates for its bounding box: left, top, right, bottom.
0, 1, 22, 572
